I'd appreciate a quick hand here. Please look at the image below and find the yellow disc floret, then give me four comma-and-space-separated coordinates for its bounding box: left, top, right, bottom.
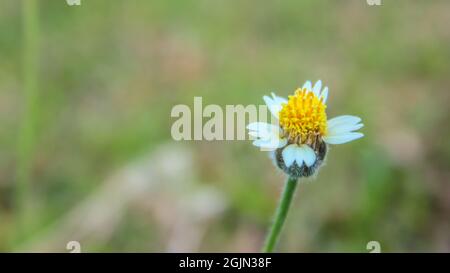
279, 88, 327, 144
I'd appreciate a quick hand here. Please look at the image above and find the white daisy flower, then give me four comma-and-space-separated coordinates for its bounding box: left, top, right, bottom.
247, 80, 364, 178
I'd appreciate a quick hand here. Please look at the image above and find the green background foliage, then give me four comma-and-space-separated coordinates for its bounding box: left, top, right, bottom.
0, 0, 449, 252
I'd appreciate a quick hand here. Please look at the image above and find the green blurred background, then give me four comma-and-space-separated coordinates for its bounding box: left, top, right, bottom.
1, 0, 449, 252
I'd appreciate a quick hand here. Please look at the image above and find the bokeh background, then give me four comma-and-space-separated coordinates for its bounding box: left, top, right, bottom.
1, 0, 449, 252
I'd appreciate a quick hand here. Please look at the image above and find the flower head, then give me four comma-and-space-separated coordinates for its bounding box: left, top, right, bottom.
247, 80, 364, 178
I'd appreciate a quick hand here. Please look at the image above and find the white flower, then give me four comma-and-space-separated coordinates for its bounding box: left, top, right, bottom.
247, 80, 364, 178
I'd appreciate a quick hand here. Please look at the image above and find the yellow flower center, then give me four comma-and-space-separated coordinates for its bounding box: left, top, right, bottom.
279, 88, 327, 144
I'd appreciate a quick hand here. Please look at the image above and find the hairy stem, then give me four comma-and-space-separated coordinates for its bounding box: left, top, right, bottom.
263, 176, 298, 252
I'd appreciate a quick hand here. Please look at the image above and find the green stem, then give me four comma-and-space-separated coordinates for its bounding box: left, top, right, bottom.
263, 176, 299, 253
16, 0, 39, 238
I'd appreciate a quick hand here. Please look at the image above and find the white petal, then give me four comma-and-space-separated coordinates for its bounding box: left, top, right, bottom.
298, 144, 316, 167
247, 122, 279, 139
247, 122, 273, 131
293, 147, 305, 166
247, 122, 286, 150
253, 139, 275, 149
325, 115, 364, 144
277, 137, 288, 148
271, 92, 288, 105
282, 144, 298, 167
327, 115, 362, 129
323, 132, 364, 145
282, 144, 317, 167
252, 133, 287, 149
328, 123, 364, 135
302, 81, 312, 91
247, 122, 287, 150
263, 94, 286, 119
252, 137, 287, 150
313, 80, 322, 97
321, 87, 328, 103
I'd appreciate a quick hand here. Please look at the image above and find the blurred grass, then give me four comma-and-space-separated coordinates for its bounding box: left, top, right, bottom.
0, 0, 449, 252
15, 0, 39, 242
